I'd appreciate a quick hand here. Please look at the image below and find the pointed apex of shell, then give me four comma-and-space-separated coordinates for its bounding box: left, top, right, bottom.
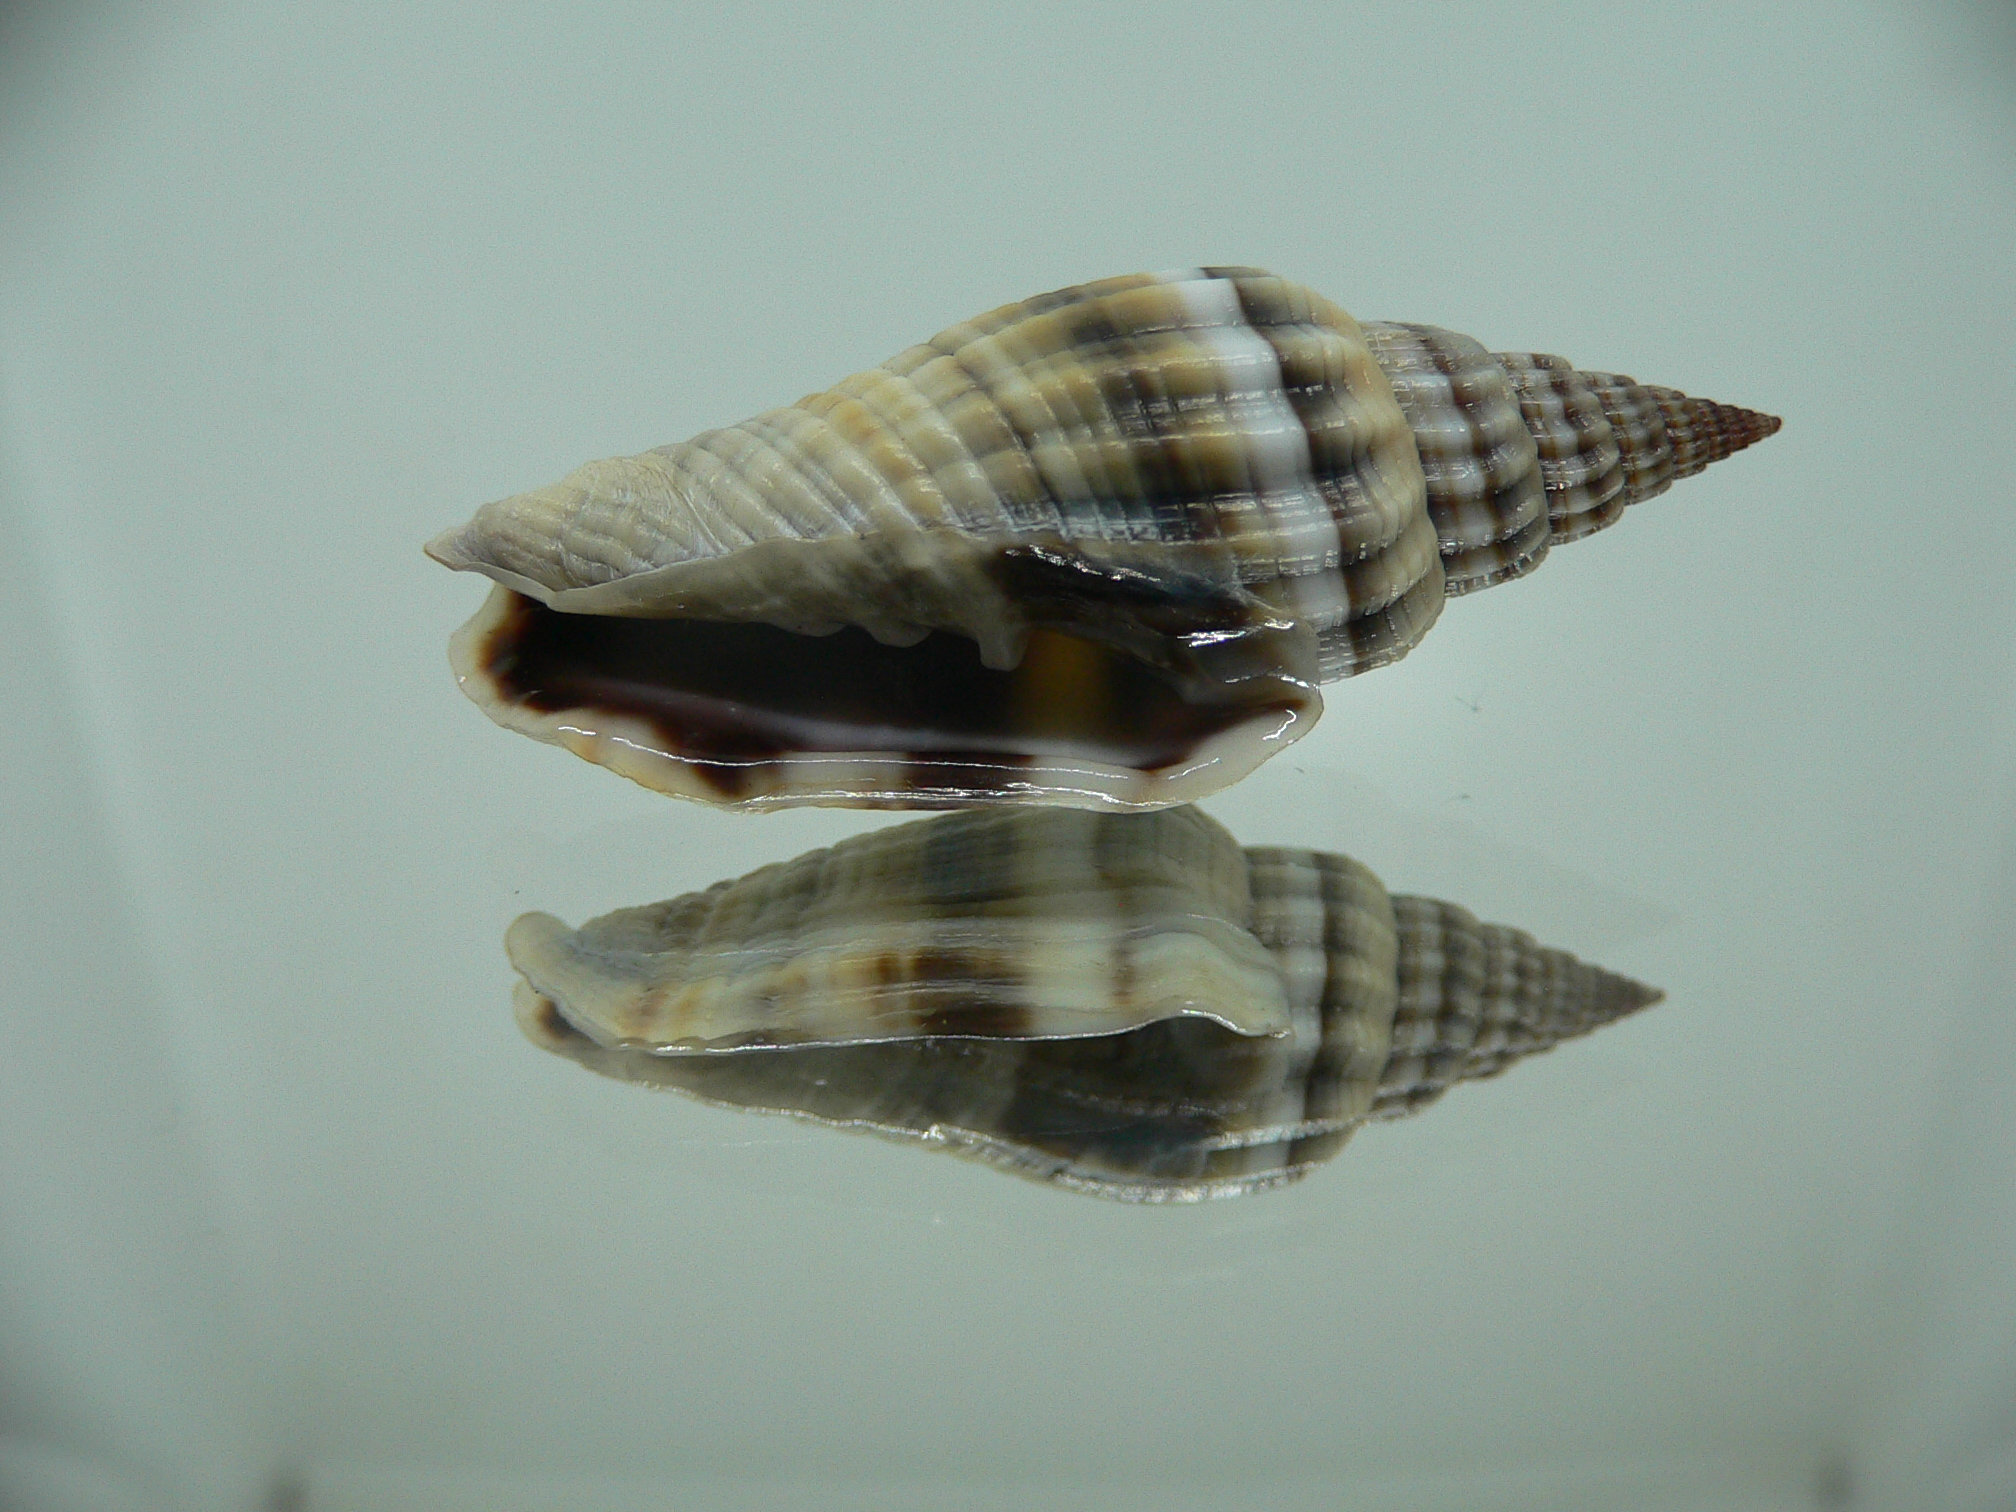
1739, 403, 1783, 446
1507, 954, 1665, 1049
1675, 396, 1782, 476
1564, 372, 1784, 510
1591, 966, 1666, 1022
423, 523, 473, 571
1372, 899, 1667, 1121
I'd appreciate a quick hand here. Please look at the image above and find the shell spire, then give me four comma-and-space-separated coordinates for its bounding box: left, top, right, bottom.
1362, 323, 1781, 596
1370, 895, 1664, 1119
510, 807, 1664, 1200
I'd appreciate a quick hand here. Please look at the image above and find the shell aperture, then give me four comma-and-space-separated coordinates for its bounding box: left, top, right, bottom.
510, 806, 1662, 1201
430, 268, 1779, 810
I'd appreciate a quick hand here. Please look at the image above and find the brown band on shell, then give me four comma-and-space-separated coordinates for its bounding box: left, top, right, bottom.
1580, 371, 1678, 506
1359, 321, 1550, 597
1493, 352, 1630, 542
1210, 270, 1446, 676
1305, 562, 1447, 684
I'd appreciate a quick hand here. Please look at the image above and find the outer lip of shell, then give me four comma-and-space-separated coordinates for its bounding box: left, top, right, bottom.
506, 907, 1298, 1054
501, 806, 1297, 1052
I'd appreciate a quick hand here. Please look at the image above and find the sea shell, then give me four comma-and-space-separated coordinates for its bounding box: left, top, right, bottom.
429, 268, 1779, 810
510, 806, 1661, 1201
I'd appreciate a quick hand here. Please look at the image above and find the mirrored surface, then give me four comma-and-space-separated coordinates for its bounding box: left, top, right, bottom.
2, 4, 2011, 1509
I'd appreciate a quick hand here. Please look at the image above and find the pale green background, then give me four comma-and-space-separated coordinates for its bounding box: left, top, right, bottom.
2, 3, 2012, 1509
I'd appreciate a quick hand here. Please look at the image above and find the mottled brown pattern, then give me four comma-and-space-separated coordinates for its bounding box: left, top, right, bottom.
512, 807, 1661, 1200
1581, 371, 1678, 506
1493, 353, 1629, 541
1360, 322, 1550, 596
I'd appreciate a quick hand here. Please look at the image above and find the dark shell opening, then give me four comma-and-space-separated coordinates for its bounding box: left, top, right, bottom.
475, 591, 1314, 805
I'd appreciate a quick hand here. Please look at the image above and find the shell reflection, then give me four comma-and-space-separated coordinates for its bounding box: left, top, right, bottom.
512, 807, 1661, 1201
429, 268, 1779, 811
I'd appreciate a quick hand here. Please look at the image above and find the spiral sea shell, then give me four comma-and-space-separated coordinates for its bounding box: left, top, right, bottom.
510, 806, 1660, 1201
428, 268, 1779, 810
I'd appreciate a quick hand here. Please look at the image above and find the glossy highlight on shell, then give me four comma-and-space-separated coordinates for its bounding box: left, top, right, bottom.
510, 806, 1662, 1201
429, 268, 1779, 810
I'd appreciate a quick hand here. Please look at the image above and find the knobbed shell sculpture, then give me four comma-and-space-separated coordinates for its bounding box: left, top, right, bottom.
510, 806, 1661, 1201
428, 268, 1779, 809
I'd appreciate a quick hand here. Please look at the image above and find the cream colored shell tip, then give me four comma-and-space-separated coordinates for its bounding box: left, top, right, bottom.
429, 268, 1779, 811
511, 805, 1663, 1201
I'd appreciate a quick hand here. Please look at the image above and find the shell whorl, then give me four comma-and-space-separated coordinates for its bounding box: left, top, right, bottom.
1363, 323, 1782, 593
511, 806, 1661, 1200
429, 268, 1779, 811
